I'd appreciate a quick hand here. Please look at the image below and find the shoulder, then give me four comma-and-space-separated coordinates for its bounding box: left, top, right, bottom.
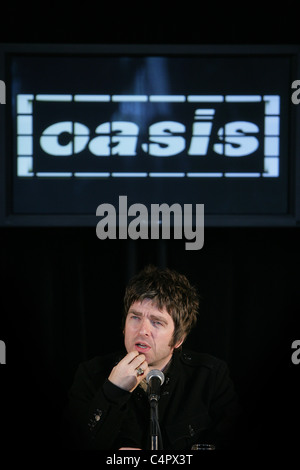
179, 349, 228, 372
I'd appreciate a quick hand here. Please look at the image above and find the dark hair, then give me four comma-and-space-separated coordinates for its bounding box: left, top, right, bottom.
123, 265, 199, 347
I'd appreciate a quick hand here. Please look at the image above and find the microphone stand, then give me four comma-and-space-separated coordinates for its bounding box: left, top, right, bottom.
147, 370, 164, 450
150, 400, 159, 450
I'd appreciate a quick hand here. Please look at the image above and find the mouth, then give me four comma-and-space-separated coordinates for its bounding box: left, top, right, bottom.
135, 342, 151, 353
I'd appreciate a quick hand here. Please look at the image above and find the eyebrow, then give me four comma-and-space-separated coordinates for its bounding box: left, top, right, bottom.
128, 309, 168, 325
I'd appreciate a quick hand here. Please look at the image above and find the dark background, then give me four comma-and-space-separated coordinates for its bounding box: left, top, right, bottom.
0, 1, 299, 458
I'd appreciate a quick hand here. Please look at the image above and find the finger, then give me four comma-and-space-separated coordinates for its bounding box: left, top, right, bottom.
140, 360, 148, 370
141, 361, 150, 376
130, 354, 146, 369
125, 351, 140, 364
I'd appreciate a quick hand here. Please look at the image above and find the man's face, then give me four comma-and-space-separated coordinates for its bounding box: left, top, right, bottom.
124, 299, 182, 371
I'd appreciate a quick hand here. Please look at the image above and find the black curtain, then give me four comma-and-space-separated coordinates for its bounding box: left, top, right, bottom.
1, 226, 299, 450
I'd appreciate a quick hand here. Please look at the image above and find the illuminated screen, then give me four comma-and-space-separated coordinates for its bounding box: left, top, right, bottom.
0, 44, 299, 226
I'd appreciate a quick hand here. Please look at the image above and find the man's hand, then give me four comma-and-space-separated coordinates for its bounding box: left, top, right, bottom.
108, 351, 149, 392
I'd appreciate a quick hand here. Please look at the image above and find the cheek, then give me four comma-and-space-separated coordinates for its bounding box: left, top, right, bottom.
124, 322, 136, 342
123, 328, 132, 352
157, 331, 173, 349
123, 324, 130, 342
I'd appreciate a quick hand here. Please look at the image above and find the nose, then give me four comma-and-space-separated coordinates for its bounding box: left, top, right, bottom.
138, 318, 151, 336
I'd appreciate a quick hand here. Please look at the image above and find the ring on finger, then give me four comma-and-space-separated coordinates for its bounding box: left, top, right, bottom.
136, 367, 144, 377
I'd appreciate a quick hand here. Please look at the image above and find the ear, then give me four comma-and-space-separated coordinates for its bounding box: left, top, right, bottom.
174, 337, 185, 350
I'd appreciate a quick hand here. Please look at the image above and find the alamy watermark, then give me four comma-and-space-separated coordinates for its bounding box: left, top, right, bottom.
96, 196, 204, 250
291, 80, 300, 104
0, 340, 6, 364
0, 80, 5, 104
291, 340, 300, 365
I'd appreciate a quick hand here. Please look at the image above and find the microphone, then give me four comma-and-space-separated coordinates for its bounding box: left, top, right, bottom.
146, 369, 165, 403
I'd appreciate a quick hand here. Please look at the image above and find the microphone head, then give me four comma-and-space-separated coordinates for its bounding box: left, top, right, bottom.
146, 369, 165, 385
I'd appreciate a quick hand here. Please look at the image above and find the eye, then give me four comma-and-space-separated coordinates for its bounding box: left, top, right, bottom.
130, 314, 140, 321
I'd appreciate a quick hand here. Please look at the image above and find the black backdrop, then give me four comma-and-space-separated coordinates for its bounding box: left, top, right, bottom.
1, 227, 299, 451
0, 0, 300, 459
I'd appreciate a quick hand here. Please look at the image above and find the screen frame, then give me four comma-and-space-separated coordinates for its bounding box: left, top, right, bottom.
1, 42, 300, 228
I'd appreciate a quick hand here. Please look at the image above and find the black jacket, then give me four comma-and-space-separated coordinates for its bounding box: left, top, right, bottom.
63, 349, 240, 450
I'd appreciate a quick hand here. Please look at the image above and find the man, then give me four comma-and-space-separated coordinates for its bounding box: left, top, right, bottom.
63, 265, 240, 450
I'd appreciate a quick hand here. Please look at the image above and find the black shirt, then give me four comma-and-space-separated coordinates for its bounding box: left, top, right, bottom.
63, 349, 241, 450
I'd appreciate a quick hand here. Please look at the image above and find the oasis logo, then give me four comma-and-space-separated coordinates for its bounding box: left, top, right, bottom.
16, 93, 280, 179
